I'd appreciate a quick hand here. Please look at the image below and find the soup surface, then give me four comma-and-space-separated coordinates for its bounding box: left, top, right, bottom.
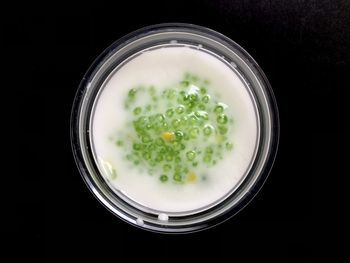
92, 46, 258, 213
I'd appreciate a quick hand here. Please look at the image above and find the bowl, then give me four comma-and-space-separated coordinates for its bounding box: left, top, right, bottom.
71, 23, 279, 233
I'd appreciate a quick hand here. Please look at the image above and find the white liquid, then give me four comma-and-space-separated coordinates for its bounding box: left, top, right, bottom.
92, 46, 258, 213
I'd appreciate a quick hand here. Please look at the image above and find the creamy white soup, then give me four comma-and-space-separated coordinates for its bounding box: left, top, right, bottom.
91, 46, 258, 213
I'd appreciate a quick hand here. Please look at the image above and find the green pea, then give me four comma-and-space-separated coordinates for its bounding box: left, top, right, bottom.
188, 101, 195, 109
226, 142, 233, 151
186, 151, 196, 161
155, 154, 163, 162
156, 114, 165, 121
205, 147, 213, 154
149, 160, 156, 167
175, 131, 184, 140
166, 108, 174, 117
176, 105, 185, 114
172, 141, 180, 150
214, 105, 224, 114
159, 147, 167, 154
203, 126, 212, 136
148, 143, 156, 151
218, 126, 228, 135
116, 140, 124, 146
189, 116, 198, 124
166, 154, 173, 162
203, 155, 211, 163
174, 165, 181, 172
133, 143, 141, 151
196, 111, 208, 120
160, 175, 168, 182
189, 127, 200, 138
173, 173, 182, 182
128, 88, 136, 98
189, 93, 198, 102
145, 105, 152, 112
217, 114, 228, 124
198, 104, 206, 110
142, 135, 151, 143
180, 119, 187, 126
163, 164, 171, 171
156, 138, 164, 146
180, 80, 190, 87
172, 119, 181, 128
202, 95, 210, 103
143, 152, 151, 160
166, 89, 176, 99
200, 87, 207, 94
133, 107, 142, 115
161, 122, 169, 129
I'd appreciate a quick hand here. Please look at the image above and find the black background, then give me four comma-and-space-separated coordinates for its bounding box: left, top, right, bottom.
8, 0, 349, 262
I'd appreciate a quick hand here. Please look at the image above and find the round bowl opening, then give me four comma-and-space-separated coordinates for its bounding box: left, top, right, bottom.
71, 23, 279, 233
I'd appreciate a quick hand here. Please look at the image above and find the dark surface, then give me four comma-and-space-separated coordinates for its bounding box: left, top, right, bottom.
9, 0, 350, 261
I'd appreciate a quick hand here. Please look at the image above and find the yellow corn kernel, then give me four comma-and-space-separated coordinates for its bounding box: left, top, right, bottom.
160, 131, 175, 141
187, 171, 197, 183
98, 158, 117, 180
216, 134, 225, 143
